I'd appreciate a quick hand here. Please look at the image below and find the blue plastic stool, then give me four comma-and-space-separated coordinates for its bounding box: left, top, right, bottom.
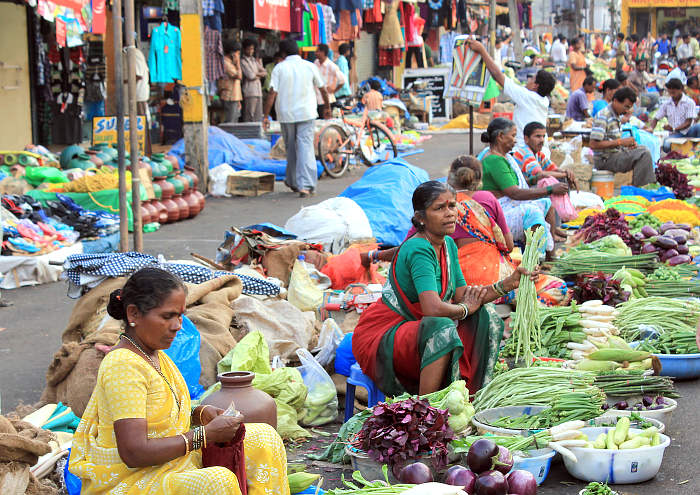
344, 363, 385, 422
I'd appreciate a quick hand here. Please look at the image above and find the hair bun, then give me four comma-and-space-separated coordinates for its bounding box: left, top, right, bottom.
107, 289, 126, 321
480, 132, 490, 143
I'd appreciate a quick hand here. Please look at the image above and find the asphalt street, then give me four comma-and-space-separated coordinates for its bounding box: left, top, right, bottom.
0, 133, 697, 493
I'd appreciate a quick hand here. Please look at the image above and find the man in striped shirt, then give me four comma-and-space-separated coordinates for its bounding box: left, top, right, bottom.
314, 43, 346, 118
511, 122, 578, 188
645, 78, 700, 151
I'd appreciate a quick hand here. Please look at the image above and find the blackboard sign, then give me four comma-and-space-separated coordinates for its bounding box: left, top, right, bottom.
403, 68, 451, 119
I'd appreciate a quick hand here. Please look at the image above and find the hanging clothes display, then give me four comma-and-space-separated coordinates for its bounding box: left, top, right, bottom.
148, 21, 182, 83
290, 0, 304, 33
204, 26, 224, 94
378, 0, 403, 49
49, 46, 85, 144
320, 4, 336, 44
364, 0, 382, 25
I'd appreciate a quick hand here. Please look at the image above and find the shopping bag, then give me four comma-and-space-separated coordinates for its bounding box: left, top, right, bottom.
297, 348, 339, 426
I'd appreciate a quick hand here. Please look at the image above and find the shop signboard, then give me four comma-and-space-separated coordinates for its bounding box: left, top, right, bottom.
92, 116, 146, 152
403, 68, 451, 119
92, 0, 106, 34
53, 0, 84, 12
444, 35, 491, 106
254, 0, 291, 32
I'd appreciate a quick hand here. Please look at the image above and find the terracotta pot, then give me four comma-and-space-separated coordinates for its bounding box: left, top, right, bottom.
192, 190, 205, 211
139, 205, 152, 225
178, 170, 194, 191
184, 167, 200, 189
162, 198, 180, 222
143, 201, 159, 224
84, 150, 104, 168
164, 154, 179, 171
173, 195, 190, 219
166, 176, 185, 196
183, 191, 201, 218
201, 371, 277, 428
155, 178, 175, 200
152, 200, 168, 224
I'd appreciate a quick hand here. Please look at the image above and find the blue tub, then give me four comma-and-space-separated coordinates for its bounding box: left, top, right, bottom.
511, 448, 556, 486
655, 352, 700, 379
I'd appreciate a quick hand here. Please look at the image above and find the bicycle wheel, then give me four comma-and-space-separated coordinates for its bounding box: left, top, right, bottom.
317, 124, 351, 178
360, 122, 399, 166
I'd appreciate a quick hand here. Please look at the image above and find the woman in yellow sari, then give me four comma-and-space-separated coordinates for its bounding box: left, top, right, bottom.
69, 267, 290, 495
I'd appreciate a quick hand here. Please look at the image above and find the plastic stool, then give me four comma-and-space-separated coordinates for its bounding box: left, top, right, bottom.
344, 363, 385, 422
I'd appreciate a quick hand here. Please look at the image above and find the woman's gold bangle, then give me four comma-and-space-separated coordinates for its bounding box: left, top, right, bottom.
203, 426, 207, 449
198, 405, 211, 425
180, 433, 189, 455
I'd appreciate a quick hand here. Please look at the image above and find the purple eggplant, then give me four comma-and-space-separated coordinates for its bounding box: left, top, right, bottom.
633, 232, 645, 242
398, 463, 434, 484
506, 470, 538, 495
659, 222, 679, 234
614, 400, 629, 410
468, 439, 499, 475
601, 403, 610, 411
641, 225, 659, 238
642, 396, 654, 407
494, 446, 514, 475
668, 254, 692, 266
675, 223, 692, 231
656, 396, 667, 405
444, 466, 477, 493
641, 243, 658, 254
652, 236, 679, 250
661, 249, 679, 262
475, 470, 508, 495
677, 244, 690, 255
664, 228, 689, 241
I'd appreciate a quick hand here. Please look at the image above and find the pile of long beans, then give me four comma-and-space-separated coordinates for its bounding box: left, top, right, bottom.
645, 279, 700, 298
326, 469, 415, 494
637, 330, 700, 355
594, 371, 679, 398
473, 367, 597, 411
489, 390, 605, 430
538, 306, 585, 359
552, 252, 658, 277
613, 296, 700, 340
511, 227, 547, 365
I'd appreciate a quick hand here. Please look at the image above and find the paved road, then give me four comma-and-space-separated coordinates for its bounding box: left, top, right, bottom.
1, 133, 697, 494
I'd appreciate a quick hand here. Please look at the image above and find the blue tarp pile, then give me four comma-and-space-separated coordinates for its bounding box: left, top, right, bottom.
168, 126, 322, 181
340, 158, 429, 246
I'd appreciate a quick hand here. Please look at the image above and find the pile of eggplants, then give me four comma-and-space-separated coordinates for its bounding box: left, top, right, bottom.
638, 222, 693, 266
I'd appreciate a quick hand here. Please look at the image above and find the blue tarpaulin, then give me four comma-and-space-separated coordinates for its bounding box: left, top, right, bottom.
168, 127, 322, 181
340, 158, 429, 246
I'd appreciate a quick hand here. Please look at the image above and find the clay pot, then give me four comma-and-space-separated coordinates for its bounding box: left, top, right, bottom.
184, 167, 200, 189
173, 195, 190, 219
192, 190, 205, 211
162, 198, 180, 223
152, 200, 168, 224
166, 176, 185, 196
201, 371, 277, 428
178, 170, 194, 191
183, 191, 201, 218
164, 154, 179, 171
84, 150, 104, 168
155, 178, 175, 200
142, 201, 159, 224
139, 204, 153, 225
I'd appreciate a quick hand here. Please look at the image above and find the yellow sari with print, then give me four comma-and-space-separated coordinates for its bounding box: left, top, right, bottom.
69, 348, 289, 495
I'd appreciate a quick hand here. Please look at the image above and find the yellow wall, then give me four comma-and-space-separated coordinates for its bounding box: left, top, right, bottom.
622, 0, 700, 35
0, 3, 32, 148
180, 14, 204, 123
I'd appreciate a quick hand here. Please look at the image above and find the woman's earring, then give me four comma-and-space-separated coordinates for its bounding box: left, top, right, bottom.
129, 322, 136, 327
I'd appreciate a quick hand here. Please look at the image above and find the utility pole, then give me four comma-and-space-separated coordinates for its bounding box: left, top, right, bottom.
508, 0, 523, 61
589, 0, 595, 33
180, 0, 209, 192
112, 0, 128, 252
489, 0, 497, 57
575, 0, 583, 35
124, 0, 142, 251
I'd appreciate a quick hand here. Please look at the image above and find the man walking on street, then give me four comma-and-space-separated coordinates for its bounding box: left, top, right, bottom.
590, 87, 655, 187
263, 39, 330, 198
314, 43, 346, 117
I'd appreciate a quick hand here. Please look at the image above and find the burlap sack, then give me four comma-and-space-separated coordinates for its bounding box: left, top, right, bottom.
52, 347, 106, 417
0, 416, 16, 435
0, 462, 30, 494
261, 244, 305, 285
45, 342, 87, 387
0, 420, 52, 465
61, 278, 126, 344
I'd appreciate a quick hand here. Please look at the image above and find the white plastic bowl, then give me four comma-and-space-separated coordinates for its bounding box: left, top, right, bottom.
563, 427, 671, 484
471, 405, 547, 436
588, 414, 665, 434
603, 398, 676, 429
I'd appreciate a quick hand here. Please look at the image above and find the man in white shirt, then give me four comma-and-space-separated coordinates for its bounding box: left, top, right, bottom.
666, 58, 689, 85
263, 39, 330, 197
314, 43, 346, 117
551, 34, 567, 65
677, 34, 694, 61
468, 39, 557, 147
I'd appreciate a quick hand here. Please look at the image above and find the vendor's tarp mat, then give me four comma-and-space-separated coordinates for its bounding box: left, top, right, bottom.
0, 242, 83, 289
340, 158, 429, 246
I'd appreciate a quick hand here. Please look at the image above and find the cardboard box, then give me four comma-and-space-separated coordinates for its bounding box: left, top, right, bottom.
226, 171, 275, 197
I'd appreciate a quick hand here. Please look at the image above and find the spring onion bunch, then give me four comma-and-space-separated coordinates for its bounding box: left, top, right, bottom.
511, 226, 547, 365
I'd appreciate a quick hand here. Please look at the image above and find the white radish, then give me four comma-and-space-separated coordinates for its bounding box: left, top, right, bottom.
548, 442, 579, 463
567, 341, 596, 351
583, 328, 606, 337
571, 350, 587, 361
587, 336, 608, 346
549, 420, 585, 436
586, 315, 616, 322
609, 327, 620, 335
580, 319, 614, 329
550, 429, 581, 441
554, 439, 589, 448
580, 300, 603, 308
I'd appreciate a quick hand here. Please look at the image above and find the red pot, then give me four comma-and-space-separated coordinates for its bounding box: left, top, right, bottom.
164, 154, 179, 170
173, 195, 190, 219
183, 191, 201, 218
84, 150, 104, 168
139, 205, 152, 225
152, 200, 168, 224
183, 167, 200, 189
143, 201, 159, 224
172, 173, 190, 194
192, 190, 205, 211
162, 198, 180, 222
154, 178, 175, 200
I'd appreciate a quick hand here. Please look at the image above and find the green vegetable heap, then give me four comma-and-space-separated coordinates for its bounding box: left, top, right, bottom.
627, 213, 662, 234
582, 481, 617, 495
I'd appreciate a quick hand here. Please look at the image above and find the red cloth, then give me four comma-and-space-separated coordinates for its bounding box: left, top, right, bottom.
378, 48, 401, 66
201, 424, 247, 495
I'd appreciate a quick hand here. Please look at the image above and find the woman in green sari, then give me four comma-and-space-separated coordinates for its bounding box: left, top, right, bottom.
353, 181, 537, 396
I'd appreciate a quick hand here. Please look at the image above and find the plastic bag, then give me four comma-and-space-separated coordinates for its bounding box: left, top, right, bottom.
313, 319, 345, 367
296, 348, 339, 426
64, 449, 82, 495
218, 331, 273, 375
208, 163, 237, 197
537, 176, 577, 222
321, 248, 386, 290
24, 166, 69, 186
287, 259, 324, 311
164, 315, 205, 399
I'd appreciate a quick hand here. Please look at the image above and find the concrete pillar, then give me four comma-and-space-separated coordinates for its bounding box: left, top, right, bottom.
180, 0, 209, 192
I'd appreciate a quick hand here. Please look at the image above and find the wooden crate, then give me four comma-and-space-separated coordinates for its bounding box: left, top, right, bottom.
226, 171, 275, 197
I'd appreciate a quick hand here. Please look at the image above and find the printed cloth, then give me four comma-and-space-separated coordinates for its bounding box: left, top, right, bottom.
590, 103, 624, 159
511, 145, 558, 181
204, 27, 224, 84
62, 252, 280, 298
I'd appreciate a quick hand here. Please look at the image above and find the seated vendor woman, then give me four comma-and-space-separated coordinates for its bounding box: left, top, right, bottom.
69, 267, 289, 495
352, 181, 538, 397
480, 118, 569, 255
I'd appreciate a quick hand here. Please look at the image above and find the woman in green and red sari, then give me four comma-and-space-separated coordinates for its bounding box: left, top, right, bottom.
353, 181, 537, 396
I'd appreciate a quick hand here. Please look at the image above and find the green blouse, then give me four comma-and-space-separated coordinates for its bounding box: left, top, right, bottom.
481, 154, 519, 192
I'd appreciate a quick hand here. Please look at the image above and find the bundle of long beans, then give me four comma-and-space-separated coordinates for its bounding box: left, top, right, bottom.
593, 371, 679, 398
511, 227, 547, 365
644, 279, 700, 298
637, 330, 700, 355
552, 252, 658, 277
452, 430, 554, 455
473, 367, 597, 411
613, 296, 700, 340
489, 390, 605, 430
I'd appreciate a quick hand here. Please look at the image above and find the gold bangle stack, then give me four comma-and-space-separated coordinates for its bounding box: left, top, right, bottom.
457, 302, 469, 320
191, 426, 205, 450
493, 280, 508, 297
180, 433, 189, 454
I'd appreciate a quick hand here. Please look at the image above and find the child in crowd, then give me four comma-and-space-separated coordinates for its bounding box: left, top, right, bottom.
362, 80, 384, 112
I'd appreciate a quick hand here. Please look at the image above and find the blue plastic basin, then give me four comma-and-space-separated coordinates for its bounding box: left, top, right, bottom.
655, 352, 700, 380
511, 448, 556, 486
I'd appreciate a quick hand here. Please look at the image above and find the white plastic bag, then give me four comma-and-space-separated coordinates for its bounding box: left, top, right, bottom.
284, 197, 373, 254
287, 259, 324, 311
313, 319, 345, 367
296, 348, 339, 426
208, 163, 237, 197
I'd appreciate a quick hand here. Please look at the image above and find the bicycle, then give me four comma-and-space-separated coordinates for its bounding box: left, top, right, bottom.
316, 107, 398, 178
